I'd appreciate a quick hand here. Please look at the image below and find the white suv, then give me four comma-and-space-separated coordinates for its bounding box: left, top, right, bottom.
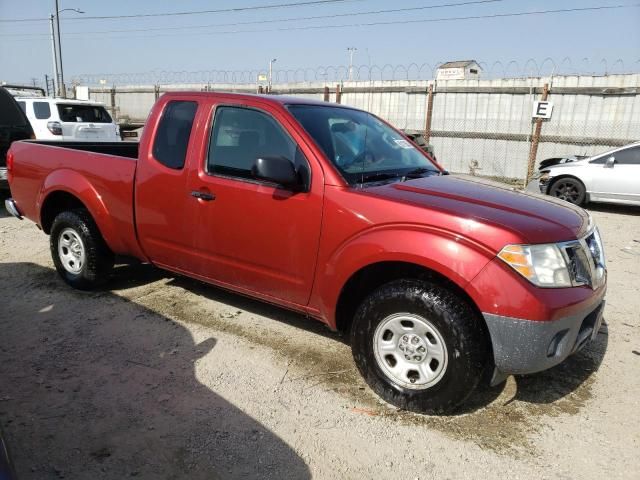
16, 98, 121, 142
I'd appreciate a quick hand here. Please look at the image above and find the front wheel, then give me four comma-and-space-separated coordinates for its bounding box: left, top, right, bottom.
50, 209, 114, 290
548, 177, 586, 205
350, 279, 488, 414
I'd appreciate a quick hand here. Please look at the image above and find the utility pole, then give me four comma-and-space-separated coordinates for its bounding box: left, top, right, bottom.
268, 58, 277, 93
347, 47, 357, 81
54, 0, 64, 97
53, 2, 84, 98
49, 14, 59, 97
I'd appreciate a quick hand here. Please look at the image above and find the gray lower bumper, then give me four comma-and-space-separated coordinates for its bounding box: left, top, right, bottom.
484, 301, 605, 380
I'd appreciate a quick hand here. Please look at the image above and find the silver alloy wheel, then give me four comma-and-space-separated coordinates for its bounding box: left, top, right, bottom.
373, 313, 448, 390
58, 228, 86, 274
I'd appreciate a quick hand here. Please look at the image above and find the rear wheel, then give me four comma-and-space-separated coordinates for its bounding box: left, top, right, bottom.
50, 209, 114, 290
549, 177, 586, 205
350, 279, 488, 414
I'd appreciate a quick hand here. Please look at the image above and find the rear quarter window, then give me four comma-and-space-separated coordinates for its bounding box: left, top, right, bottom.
151, 100, 198, 170
33, 101, 52, 120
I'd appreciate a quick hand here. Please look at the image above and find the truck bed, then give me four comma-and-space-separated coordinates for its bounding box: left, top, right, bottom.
28, 140, 139, 159
8, 140, 143, 257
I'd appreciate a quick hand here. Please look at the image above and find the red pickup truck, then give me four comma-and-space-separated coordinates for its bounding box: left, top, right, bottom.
5, 92, 606, 414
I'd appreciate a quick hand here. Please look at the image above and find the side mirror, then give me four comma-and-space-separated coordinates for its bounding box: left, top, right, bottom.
252, 156, 298, 188
604, 156, 615, 168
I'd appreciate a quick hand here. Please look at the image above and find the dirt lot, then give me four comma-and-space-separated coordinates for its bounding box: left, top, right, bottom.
1, 197, 639, 479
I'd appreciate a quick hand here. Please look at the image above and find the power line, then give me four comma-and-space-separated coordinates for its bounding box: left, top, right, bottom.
0, 0, 367, 23
0, 0, 508, 37
2, 3, 637, 41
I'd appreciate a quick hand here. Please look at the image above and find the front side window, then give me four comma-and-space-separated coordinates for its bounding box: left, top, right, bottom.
288, 105, 439, 185
56, 104, 112, 123
152, 101, 198, 170
612, 146, 640, 165
207, 106, 301, 180
591, 146, 640, 165
33, 101, 51, 120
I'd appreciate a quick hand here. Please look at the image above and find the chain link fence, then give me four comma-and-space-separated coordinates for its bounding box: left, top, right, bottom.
69, 60, 640, 185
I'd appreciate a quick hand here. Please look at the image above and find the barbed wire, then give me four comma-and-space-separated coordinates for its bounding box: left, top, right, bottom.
69, 58, 640, 87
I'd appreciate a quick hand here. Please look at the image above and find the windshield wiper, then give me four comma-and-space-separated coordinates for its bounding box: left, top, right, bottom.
402, 167, 436, 180
359, 172, 403, 184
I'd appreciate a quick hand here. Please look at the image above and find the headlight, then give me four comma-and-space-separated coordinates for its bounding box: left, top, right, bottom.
498, 243, 572, 288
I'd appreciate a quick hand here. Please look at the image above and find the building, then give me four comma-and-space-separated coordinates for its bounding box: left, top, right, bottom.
436, 60, 482, 81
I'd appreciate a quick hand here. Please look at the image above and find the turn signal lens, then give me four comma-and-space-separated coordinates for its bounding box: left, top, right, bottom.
498, 243, 571, 288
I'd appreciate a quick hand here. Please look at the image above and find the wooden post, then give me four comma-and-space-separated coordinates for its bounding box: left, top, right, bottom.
323, 86, 330, 102
110, 86, 117, 122
526, 83, 549, 184
154, 84, 160, 101
335, 84, 341, 104
424, 83, 434, 144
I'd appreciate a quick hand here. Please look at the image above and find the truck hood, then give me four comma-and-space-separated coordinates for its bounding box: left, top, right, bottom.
366, 174, 589, 244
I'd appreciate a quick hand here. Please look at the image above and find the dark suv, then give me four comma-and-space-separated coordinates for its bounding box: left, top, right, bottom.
0, 86, 34, 190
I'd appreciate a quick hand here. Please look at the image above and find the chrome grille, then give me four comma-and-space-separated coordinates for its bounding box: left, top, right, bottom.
560, 227, 606, 289
565, 244, 591, 285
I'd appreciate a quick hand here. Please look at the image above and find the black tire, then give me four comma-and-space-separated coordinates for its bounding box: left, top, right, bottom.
350, 279, 488, 414
548, 177, 586, 205
50, 209, 114, 290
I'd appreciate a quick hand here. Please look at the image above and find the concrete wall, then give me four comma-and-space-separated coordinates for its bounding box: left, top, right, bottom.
87, 73, 640, 181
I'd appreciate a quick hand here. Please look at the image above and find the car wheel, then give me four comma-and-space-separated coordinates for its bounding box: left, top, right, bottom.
549, 177, 586, 205
50, 209, 114, 290
350, 279, 488, 414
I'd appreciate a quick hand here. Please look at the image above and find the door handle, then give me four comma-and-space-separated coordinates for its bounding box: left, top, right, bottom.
190, 190, 215, 201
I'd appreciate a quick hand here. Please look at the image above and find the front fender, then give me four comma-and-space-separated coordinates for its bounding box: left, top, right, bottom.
38, 169, 118, 250
313, 225, 495, 328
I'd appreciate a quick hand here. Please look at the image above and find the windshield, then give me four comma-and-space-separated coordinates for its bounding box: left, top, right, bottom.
56, 104, 112, 123
288, 105, 439, 185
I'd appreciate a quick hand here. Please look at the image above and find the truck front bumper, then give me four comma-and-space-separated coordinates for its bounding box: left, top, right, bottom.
484, 299, 605, 380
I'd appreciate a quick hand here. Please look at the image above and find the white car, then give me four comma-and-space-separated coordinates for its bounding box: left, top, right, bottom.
15, 98, 120, 142
529, 142, 640, 207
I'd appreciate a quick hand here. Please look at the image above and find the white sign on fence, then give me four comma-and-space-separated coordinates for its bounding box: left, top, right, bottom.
532, 100, 554, 119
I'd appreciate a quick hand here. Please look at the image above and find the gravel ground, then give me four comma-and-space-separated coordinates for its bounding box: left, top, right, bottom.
1, 196, 639, 479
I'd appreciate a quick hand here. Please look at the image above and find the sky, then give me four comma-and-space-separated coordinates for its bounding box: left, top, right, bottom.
0, 0, 639, 85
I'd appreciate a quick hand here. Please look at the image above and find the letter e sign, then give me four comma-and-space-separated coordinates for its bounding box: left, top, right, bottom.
532, 101, 553, 119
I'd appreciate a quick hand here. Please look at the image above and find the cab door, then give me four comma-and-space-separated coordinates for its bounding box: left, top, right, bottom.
134, 98, 201, 270
185, 102, 324, 307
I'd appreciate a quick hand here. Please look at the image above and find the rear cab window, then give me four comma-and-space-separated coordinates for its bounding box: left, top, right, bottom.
57, 104, 112, 123
151, 100, 198, 170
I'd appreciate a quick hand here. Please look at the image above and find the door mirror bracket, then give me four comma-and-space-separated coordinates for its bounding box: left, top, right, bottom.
604, 156, 615, 168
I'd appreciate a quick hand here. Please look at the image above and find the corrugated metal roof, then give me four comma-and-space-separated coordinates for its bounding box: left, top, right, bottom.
438, 60, 479, 69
